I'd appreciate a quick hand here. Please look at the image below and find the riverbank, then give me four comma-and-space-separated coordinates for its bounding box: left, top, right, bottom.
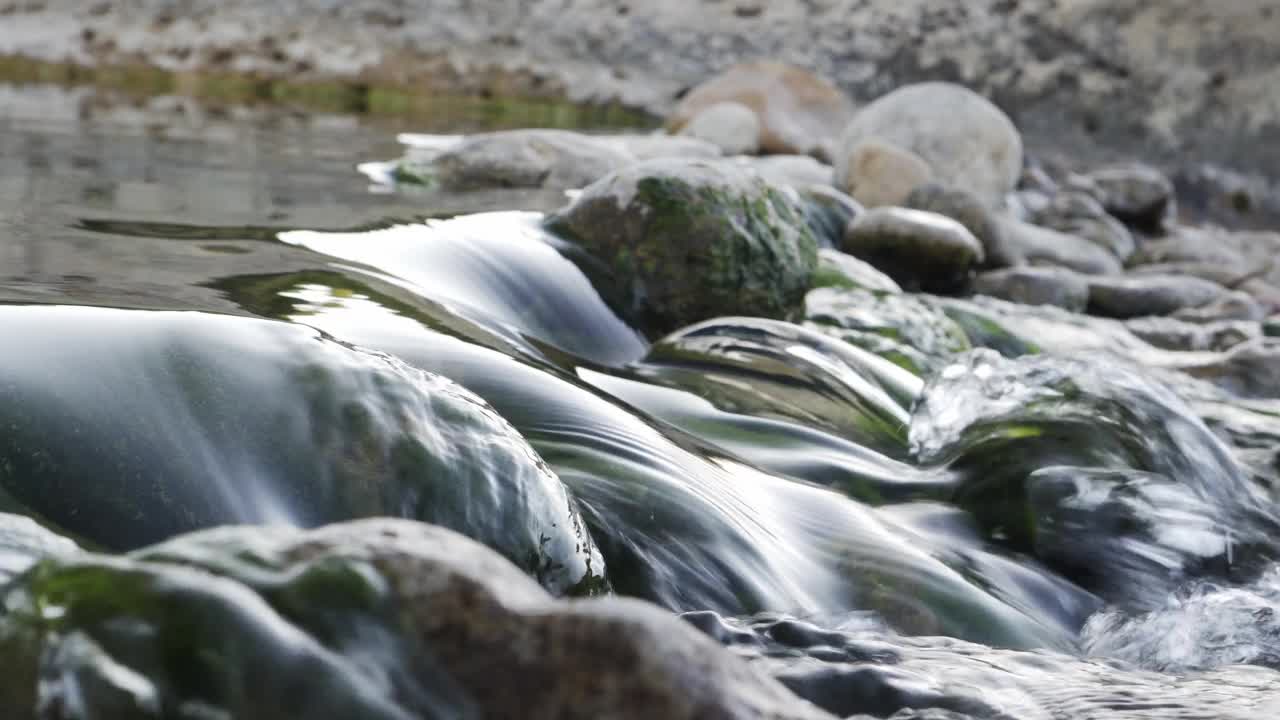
2, 0, 1279, 178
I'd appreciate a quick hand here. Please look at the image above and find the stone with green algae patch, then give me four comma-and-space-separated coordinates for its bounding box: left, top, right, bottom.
546, 158, 819, 338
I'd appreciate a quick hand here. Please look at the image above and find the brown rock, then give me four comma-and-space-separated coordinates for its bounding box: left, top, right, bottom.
667, 61, 854, 161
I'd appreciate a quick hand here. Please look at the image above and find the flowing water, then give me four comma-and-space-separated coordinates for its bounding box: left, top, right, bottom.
2, 84, 1280, 718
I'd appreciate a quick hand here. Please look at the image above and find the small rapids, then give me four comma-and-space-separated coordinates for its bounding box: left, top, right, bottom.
5, 201, 1280, 716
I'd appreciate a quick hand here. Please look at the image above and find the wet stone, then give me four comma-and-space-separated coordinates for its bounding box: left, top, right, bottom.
841, 207, 984, 293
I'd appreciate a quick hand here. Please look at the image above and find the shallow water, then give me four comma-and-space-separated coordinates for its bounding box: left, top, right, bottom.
3, 84, 1280, 718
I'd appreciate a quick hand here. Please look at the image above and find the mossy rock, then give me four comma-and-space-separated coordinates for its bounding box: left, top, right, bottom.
0, 306, 603, 596
0, 519, 826, 720
547, 158, 819, 338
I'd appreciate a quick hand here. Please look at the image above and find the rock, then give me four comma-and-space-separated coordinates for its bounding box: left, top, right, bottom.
1267, 316, 1280, 338
1241, 279, 1280, 315
597, 133, 724, 161
812, 249, 901, 294
432, 129, 632, 190
834, 83, 1022, 208
1129, 226, 1250, 269
678, 101, 762, 155
794, 185, 863, 248
1087, 274, 1229, 319
972, 267, 1089, 312
0, 519, 832, 719
736, 155, 835, 188
1080, 162, 1176, 231
547, 158, 819, 337
1032, 190, 1136, 261
0, 513, 78, 586
841, 207, 984, 293
806, 286, 971, 375
1126, 317, 1259, 352
667, 60, 854, 160
903, 183, 1018, 268
0, 306, 604, 595
995, 218, 1124, 276
836, 138, 933, 208
1172, 290, 1266, 323
1183, 339, 1280, 399
1127, 262, 1260, 289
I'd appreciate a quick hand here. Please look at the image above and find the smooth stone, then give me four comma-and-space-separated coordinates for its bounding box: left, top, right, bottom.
806, 286, 972, 375
1240, 278, 1280, 315
1126, 316, 1259, 352
736, 154, 836, 188
813, 248, 902, 294
1129, 226, 1250, 269
547, 158, 818, 337
1032, 190, 1136, 261
678, 101, 762, 155
667, 60, 854, 160
834, 82, 1022, 208
837, 138, 933, 208
841, 207, 984, 293
596, 133, 725, 161
1172, 290, 1266, 323
904, 183, 1018, 268
1087, 274, 1228, 319
1081, 162, 1176, 231
1128, 261, 1260, 289
1266, 315, 1280, 337
996, 218, 1124, 276
432, 129, 631, 190
0, 519, 832, 719
1182, 339, 1280, 399
972, 266, 1090, 312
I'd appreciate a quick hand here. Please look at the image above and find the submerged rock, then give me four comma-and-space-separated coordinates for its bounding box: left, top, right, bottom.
834, 83, 1022, 208
806, 287, 971, 375
0, 306, 603, 595
841, 207, 984, 293
910, 350, 1280, 607
1125, 316, 1259, 353
678, 101, 762, 155
0, 519, 830, 719
667, 61, 854, 160
0, 513, 78, 587
431, 129, 631, 190
547, 158, 818, 337
688, 610, 1280, 720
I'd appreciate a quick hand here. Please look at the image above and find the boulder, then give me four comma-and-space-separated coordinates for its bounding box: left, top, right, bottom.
1079, 162, 1176, 231
0, 306, 604, 595
806, 286, 972, 376
973, 267, 1090, 312
841, 207, 984, 293
667, 61, 854, 160
837, 138, 933, 208
904, 183, 1018, 267
678, 101, 762, 155
0, 519, 832, 719
1087, 274, 1229, 319
547, 158, 819, 337
996, 218, 1124, 276
834, 83, 1022, 208
432, 129, 631, 190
